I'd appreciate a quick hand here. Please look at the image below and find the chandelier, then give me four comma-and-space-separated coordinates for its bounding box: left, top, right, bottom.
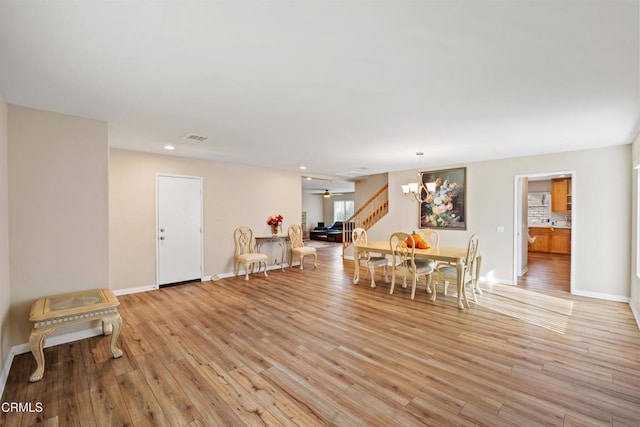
401, 152, 436, 204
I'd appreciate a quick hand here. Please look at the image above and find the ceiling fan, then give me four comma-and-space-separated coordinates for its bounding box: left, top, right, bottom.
313, 189, 345, 197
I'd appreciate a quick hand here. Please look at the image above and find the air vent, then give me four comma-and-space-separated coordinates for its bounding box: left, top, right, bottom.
335, 170, 369, 178
181, 133, 208, 142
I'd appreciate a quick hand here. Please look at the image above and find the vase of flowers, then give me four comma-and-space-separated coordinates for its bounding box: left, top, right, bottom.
267, 214, 284, 236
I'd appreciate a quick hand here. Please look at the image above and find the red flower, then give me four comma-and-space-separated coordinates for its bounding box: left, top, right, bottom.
267, 215, 283, 226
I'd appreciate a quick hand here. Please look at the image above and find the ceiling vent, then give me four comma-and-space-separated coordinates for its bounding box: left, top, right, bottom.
335, 170, 369, 178
182, 133, 208, 142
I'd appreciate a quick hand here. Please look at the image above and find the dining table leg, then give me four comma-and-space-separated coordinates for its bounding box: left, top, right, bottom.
353, 247, 360, 284
456, 260, 469, 309
473, 255, 483, 295
369, 266, 377, 288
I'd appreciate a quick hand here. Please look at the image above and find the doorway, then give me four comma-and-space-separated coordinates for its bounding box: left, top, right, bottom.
157, 174, 203, 286
513, 172, 575, 293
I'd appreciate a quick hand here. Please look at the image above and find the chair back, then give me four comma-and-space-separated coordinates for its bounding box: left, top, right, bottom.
464, 234, 480, 274
287, 224, 304, 249
352, 227, 367, 246
234, 226, 256, 257
353, 227, 370, 262
389, 232, 416, 275
420, 229, 440, 248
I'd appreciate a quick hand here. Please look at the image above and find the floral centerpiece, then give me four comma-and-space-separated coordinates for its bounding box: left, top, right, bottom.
267, 214, 284, 236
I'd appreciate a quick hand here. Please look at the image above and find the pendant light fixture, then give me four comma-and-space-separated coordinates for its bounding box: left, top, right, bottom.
401, 152, 436, 204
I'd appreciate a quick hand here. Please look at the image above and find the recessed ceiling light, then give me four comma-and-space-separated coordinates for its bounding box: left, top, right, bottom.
164, 145, 175, 150
299, 166, 307, 170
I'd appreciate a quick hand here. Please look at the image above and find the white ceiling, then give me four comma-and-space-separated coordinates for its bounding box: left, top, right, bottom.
0, 1, 638, 194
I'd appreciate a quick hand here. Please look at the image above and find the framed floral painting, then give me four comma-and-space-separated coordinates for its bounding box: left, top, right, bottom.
419, 167, 466, 230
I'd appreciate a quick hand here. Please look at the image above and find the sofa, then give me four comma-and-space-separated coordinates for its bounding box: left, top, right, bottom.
310, 221, 344, 243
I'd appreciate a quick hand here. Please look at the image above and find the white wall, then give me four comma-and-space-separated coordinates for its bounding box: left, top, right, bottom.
355, 173, 388, 211
302, 192, 323, 234
8, 106, 109, 348
370, 145, 631, 299
631, 135, 640, 324
0, 91, 10, 393
109, 149, 302, 289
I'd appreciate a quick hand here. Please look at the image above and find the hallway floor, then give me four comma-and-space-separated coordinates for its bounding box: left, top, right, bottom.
520, 251, 571, 294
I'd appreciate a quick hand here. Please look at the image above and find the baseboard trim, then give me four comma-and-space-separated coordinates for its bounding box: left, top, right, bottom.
113, 284, 158, 296
0, 346, 16, 399
629, 300, 640, 330
571, 289, 631, 303
480, 276, 514, 286
10, 326, 105, 357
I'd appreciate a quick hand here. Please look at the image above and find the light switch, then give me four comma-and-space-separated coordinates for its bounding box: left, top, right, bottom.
496, 226, 504, 232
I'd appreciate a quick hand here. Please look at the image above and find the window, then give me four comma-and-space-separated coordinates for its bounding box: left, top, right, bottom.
527, 192, 550, 225
334, 200, 354, 222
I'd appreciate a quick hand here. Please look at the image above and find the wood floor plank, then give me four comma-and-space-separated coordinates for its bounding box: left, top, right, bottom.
136, 355, 200, 426
229, 365, 325, 426
2, 244, 640, 426
169, 356, 247, 426
117, 369, 170, 426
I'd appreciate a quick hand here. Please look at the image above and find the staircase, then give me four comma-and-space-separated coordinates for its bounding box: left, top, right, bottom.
341, 183, 389, 255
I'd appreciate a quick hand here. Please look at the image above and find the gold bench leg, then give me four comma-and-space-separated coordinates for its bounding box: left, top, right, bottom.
29, 327, 54, 382
103, 313, 124, 359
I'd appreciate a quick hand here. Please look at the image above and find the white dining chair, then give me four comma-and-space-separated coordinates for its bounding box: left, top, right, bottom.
419, 229, 440, 249
433, 234, 480, 305
233, 226, 269, 281
352, 227, 389, 288
420, 229, 443, 295
389, 232, 434, 300
288, 224, 318, 270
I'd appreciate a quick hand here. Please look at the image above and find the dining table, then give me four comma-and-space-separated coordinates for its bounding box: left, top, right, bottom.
353, 241, 482, 309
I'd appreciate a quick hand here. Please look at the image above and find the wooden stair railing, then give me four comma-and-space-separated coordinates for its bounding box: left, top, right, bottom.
341, 183, 389, 255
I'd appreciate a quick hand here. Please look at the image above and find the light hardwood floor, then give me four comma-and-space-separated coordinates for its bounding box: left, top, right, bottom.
520, 251, 571, 293
2, 244, 639, 426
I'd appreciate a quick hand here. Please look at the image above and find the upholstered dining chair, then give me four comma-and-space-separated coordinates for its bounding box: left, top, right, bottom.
389, 232, 434, 300
233, 226, 269, 281
419, 229, 440, 250
433, 234, 480, 305
420, 229, 442, 296
352, 227, 389, 288
288, 224, 318, 270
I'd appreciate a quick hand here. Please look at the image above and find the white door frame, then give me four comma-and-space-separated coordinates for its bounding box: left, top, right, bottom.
156, 173, 204, 287
512, 171, 576, 293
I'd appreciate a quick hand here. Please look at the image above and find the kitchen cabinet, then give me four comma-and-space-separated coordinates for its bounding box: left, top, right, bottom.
551, 178, 572, 212
528, 227, 571, 255
550, 228, 571, 254
528, 227, 550, 253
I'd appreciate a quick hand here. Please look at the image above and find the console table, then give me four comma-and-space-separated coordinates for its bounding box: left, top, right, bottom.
255, 236, 290, 271
28, 288, 123, 382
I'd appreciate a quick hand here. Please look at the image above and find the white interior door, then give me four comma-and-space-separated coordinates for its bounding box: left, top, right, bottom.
157, 175, 203, 286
